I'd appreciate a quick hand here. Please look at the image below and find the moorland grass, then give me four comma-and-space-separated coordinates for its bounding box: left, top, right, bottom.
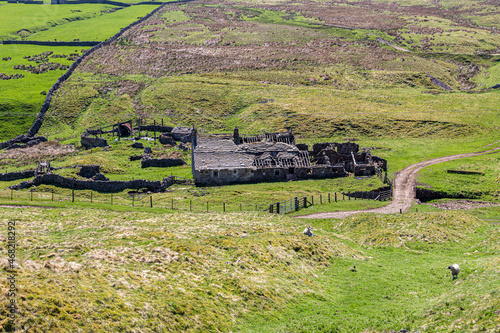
0, 206, 498, 332
235, 211, 500, 332
417, 153, 500, 201
41, 72, 500, 140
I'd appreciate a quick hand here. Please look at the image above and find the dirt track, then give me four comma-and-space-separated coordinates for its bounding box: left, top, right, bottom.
296, 146, 500, 219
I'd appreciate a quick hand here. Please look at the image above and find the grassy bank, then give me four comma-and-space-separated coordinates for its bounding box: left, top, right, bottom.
0, 206, 498, 332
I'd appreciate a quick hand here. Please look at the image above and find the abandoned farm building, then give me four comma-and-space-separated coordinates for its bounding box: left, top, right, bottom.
192, 127, 387, 186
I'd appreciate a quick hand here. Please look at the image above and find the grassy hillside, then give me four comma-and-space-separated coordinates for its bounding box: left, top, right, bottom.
41, 1, 500, 142
0, 206, 498, 332
0, 3, 160, 140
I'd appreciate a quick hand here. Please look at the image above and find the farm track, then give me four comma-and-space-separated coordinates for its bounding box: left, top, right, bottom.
296, 145, 500, 219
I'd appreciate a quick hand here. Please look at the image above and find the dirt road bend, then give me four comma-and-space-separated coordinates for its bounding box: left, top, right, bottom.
296, 146, 500, 219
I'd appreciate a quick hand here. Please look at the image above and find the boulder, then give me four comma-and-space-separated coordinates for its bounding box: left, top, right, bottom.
159, 133, 176, 146
141, 158, 186, 168
81, 135, 107, 150
78, 165, 100, 179
131, 142, 144, 149
171, 127, 193, 143
144, 146, 153, 154
92, 173, 109, 181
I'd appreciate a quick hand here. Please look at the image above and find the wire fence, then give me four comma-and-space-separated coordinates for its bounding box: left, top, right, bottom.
0, 189, 270, 212
0, 187, 392, 214
268, 189, 393, 214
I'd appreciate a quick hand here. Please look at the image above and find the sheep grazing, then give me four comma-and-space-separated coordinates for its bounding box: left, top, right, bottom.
447, 264, 460, 280
303, 226, 313, 237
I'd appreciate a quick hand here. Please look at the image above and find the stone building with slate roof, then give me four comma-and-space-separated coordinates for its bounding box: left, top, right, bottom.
191, 127, 387, 186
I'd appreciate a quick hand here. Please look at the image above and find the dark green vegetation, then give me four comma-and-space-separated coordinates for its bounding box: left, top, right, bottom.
0, 206, 498, 332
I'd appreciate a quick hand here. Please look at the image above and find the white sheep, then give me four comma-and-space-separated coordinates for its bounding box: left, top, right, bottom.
447, 264, 460, 280
303, 226, 313, 237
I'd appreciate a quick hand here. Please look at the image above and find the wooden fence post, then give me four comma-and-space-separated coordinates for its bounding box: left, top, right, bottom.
207, 201, 209, 212
91, 191, 92, 203
190, 200, 192, 212
223, 202, 225, 212
311, 195, 314, 205
111, 193, 113, 205
320, 194, 322, 205
72, 190, 75, 203
132, 195, 134, 207
277, 202, 280, 214
30, 189, 33, 201
171, 198, 174, 209
335, 192, 337, 202
295, 197, 299, 211
150, 196, 153, 208
328, 193, 330, 203
11, 189, 13, 201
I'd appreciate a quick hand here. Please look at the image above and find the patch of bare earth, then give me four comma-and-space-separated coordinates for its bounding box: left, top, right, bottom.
0, 141, 76, 167
426, 200, 500, 210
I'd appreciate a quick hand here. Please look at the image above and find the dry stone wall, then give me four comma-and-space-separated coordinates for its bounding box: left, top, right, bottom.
141, 158, 186, 168
2, 41, 100, 47
10, 174, 174, 192
0, 170, 36, 182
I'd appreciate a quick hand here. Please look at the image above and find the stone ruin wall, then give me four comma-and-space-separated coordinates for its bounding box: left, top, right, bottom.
10, 174, 174, 192
194, 164, 348, 186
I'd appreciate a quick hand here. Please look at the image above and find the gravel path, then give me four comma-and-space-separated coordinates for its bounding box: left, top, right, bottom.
296, 146, 500, 219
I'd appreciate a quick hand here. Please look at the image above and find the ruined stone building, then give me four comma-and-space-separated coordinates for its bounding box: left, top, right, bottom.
192, 127, 387, 186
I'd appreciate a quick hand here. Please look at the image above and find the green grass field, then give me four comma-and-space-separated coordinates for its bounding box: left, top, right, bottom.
0, 3, 161, 140
0, 3, 115, 41
0, 44, 85, 139
0, 205, 498, 332
26, 5, 160, 42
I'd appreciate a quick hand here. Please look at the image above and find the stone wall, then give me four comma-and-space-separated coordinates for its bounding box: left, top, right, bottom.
415, 187, 476, 202
0, 170, 36, 182
10, 174, 174, 192
344, 186, 392, 200
2, 41, 100, 47
194, 165, 348, 186
141, 158, 186, 168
